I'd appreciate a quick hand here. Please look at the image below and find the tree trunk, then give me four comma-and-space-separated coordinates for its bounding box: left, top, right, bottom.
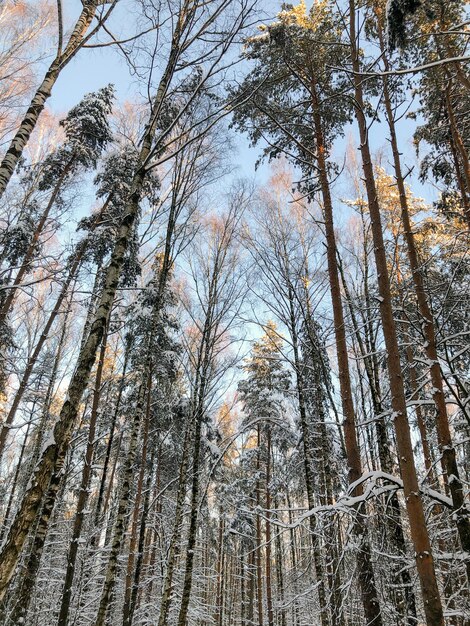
92, 339, 130, 538
264, 427, 274, 626
444, 81, 470, 230
122, 372, 152, 626
175, 401, 205, 626
405, 345, 437, 484
57, 327, 109, 626
0, 237, 86, 461
310, 83, 382, 626
240, 551, 246, 626
128, 442, 157, 625
16, 292, 72, 500
0, 155, 75, 330
7, 457, 69, 624
256, 425, 263, 626
377, 10, 470, 584
157, 418, 192, 626
348, 3, 444, 622
93, 366, 149, 626
0, 23, 182, 598
338, 253, 418, 624
215, 514, 225, 626
286, 489, 300, 626
176, 246, 222, 626
0, 402, 34, 544
285, 283, 332, 626
247, 544, 255, 626
274, 496, 286, 626
0, 2, 99, 198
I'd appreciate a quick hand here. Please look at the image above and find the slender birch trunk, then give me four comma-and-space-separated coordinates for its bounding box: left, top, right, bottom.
175, 390, 206, 626
0, 15, 182, 598
286, 490, 300, 626
0, 0, 109, 198
214, 514, 225, 626
264, 427, 274, 626
7, 453, 70, 624
255, 425, 263, 626
126, 442, 157, 626
93, 360, 151, 626
0, 155, 75, 330
274, 496, 286, 626
122, 374, 152, 626
56, 327, 109, 626
247, 545, 255, 626
176, 226, 231, 626
0, 238, 86, 460
157, 418, 192, 626
285, 283, 332, 626
17, 291, 72, 493
92, 339, 130, 535
0, 402, 35, 543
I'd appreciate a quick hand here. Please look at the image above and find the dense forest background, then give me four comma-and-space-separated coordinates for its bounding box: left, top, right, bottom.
0, 0, 469, 624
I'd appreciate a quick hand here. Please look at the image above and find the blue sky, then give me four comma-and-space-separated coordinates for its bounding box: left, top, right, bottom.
46, 0, 274, 184
44, 0, 437, 217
